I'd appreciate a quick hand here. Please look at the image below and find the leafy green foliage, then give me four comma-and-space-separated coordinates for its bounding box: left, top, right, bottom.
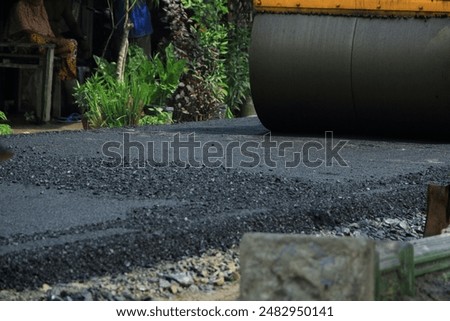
225, 0, 252, 117
74, 44, 185, 128
153, 45, 188, 107
182, 0, 229, 117
0, 111, 12, 135
139, 107, 173, 125
162, 0, 251, 120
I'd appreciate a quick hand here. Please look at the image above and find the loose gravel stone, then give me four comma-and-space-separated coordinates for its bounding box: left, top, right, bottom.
167, 273, 194, 287
0, 248, 241, 301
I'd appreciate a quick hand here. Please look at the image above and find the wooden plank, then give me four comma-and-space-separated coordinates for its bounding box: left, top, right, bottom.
0, 62, 40, 69
424, 183, 450, 236
0, 53, 42, 59
34, 67, 44, 122
0, 56, 42, 66
52, 76, 62, 118
41, 46, 54, 122
376, 241, 415, 300
411, 234, 450, 276
376, 234, 450, 299
0, 43, 56, 49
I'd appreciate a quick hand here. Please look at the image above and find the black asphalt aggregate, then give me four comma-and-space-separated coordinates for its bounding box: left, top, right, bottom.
1, 117, 450, 290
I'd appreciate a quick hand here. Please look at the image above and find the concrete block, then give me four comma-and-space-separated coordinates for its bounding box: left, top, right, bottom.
239, 233, 376, 300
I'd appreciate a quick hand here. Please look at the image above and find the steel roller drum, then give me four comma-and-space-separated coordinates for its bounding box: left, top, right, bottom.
250, 14, 450, 136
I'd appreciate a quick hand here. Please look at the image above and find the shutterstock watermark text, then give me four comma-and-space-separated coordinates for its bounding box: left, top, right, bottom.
101, 131, 348, 169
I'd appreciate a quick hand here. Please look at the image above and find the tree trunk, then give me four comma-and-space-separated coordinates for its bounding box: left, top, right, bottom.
116, 0, 132, 82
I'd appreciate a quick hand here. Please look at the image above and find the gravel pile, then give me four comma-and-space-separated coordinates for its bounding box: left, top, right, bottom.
0, 155, 447, 290
1, 235, 448, 301
0, 248, 240, 301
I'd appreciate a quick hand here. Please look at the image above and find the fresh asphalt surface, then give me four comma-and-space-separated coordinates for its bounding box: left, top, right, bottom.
1, 117, 450, 290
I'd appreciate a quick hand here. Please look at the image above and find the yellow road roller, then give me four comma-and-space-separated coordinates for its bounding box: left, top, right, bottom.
250, 0, 450, 136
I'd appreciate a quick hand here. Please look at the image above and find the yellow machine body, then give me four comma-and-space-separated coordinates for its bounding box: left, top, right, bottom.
249, 0, 450, 136
254, 0, 450, 16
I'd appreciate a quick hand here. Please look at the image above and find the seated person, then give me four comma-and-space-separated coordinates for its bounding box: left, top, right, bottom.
5, 0, 78, 81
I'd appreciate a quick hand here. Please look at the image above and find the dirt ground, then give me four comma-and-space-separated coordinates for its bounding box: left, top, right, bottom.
8, 114, 83, 135
170, 274, 450, 301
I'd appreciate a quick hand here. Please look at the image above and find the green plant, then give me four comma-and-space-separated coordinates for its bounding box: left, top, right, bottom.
160, 0, 229, 121
225, 24, 251, 118
0, 111, 12, 135
162, 0, 252, 120
225, 0, 252, 117
139, 107, 173, 125
184, 0, 229, 111
74, 44, 185, 128
152, 44, 188, 107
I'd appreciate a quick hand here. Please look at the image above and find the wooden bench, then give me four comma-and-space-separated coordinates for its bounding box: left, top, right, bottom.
0, 42, 60, 122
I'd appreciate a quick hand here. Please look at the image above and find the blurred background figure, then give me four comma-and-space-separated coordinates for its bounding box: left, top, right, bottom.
5, 0, 78, 81
44, 0, 92, 118
114, 0, 153, 59
44, 0, 90, 61
4, 0, 80, 121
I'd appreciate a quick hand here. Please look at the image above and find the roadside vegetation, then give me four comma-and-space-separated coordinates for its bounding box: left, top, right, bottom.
74, 0, 252, 129
74, 44, 184, 128
163, 0, 252, 121
0, 111, 12, 135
